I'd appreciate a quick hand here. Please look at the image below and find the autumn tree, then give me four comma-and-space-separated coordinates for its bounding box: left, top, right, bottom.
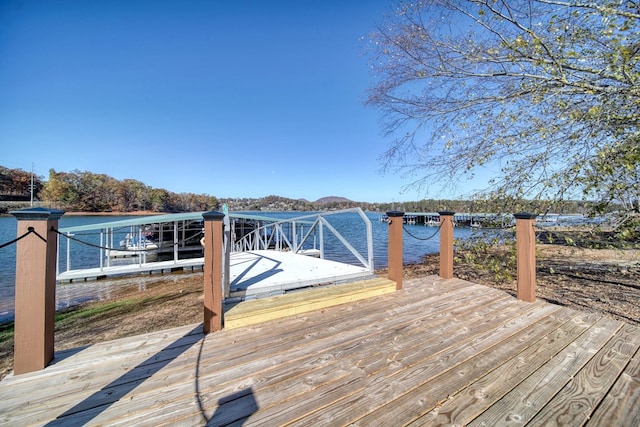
0, 166, 43, 198
39, 168, 219, 213
368, 0, 640, 219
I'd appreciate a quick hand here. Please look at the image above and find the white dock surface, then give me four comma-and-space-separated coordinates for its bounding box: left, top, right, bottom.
229, 250, 373, 297
57, 250, 374, 299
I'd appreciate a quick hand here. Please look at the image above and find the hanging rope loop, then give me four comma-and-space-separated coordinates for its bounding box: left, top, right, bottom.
0, 228, 39, 249
403, 222, 442, 241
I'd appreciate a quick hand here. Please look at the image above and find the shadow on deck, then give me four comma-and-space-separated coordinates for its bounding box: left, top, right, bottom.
1, 275, 639, 426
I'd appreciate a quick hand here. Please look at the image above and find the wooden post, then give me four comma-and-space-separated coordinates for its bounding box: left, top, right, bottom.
202, 211, 225, 333
514, 212, 537, 302
386, 210, 404, 290
11, 207, 64, 374
438, 211, 455, 279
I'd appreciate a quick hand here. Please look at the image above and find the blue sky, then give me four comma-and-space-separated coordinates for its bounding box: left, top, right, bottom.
0, 0, 483, 203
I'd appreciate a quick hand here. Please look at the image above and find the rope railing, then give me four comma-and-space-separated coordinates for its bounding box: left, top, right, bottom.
52, 228, 204, 252
402, 222, 442, 241
0, 227, 46, 249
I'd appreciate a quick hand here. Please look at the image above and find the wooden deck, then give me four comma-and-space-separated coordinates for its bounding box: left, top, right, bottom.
1, 276, 639, 426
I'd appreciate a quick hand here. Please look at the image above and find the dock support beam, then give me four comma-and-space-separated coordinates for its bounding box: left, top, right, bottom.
202, 211, 225, 333
438, 211, 455, 279
11, 207, 64, 375
514, 212, 537, 302
386, 210, 404, 290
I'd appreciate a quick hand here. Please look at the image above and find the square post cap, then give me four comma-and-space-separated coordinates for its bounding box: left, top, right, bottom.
438, 211, 455, 216
514, 212, 537, 220
10, 207, 65, 221
386, 210, 405, 218
202, 211, 225, 221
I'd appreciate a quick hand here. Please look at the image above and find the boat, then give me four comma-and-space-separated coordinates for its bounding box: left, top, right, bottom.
425, 215, 440, 227
110, 231, 159, 258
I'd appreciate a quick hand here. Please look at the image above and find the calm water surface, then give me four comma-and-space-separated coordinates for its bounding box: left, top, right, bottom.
0, 211, 476, 322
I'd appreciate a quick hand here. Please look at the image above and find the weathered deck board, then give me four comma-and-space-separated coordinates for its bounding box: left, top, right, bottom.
349, 309, 578, 427
1, 275, 639, 426
468, 317, 631, 427
413, 310, 602, 426
587, 339, 640, 426
529, 322, 640, 426
101, 281, 513, 425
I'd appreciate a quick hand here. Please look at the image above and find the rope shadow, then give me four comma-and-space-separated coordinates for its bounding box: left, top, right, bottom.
193, 337, 259, 425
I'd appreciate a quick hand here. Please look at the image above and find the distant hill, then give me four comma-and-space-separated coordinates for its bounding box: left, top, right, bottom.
315, 196, 353, 204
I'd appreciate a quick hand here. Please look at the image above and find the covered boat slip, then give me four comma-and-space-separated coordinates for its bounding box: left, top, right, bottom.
1, 276, 639, 426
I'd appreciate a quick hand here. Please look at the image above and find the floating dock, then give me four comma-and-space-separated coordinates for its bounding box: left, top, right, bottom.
57, 250, 374, 300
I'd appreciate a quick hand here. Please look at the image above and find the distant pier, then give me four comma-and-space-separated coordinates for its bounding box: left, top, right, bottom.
379, 212, 515, 228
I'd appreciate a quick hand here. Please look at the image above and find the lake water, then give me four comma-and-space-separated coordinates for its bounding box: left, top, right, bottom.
0, 211, 476, 322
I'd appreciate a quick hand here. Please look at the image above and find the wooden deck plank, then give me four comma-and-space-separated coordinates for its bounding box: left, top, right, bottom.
275, 302, 560, 427
1, 275, 639, 426
468, 316, 625, 426
225, 277, 394, 314
357, 310, 597, 427
70, 283, 514, 425
587, 341, 640, 426
1, 279, 493, 424
301, 308, 561, 426
414, 310, 603, 426
47, 283, 516, 426
198, 296, 523, 425
1, 278, 446, 404
530, 322, 640, 426
0, 331, 205, 425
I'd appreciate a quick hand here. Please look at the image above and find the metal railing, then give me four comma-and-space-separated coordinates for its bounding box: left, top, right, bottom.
232, 208, 374, 272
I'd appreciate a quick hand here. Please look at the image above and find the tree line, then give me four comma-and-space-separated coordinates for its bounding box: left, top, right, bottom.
0, 166, 218, 213
0, 166, 44, 200
1, 165, 601, 215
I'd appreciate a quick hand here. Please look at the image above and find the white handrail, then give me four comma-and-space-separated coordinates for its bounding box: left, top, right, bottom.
231, 208, 374, 272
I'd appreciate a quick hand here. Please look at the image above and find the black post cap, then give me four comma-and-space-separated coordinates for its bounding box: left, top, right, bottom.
513, 212, 537, 220
202, 211, 225, 221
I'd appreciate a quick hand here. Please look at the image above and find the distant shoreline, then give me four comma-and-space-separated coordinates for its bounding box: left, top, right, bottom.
62, 211, 164, 216
1, 210, 165, 218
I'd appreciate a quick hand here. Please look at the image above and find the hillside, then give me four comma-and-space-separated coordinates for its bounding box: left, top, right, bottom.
315, 196, 353, 204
